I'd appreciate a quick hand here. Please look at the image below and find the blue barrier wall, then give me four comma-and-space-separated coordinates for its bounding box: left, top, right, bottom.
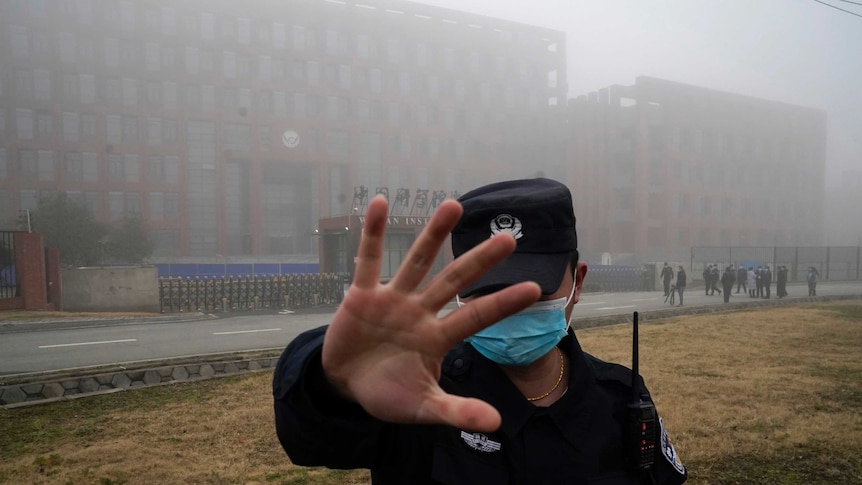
155, 263, 320, 277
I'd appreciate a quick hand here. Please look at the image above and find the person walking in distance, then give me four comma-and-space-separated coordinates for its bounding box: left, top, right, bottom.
776, 266, 788, 298
747, 267, 757, 298
703, 265, 712, 296
807, 266, 820, 296
710, 264, 722, 295
762, 265, 772, 299
721, 265, 735, 303
676, 265, 686, 306
736, 264, 747, 294
661, 262, 674, 297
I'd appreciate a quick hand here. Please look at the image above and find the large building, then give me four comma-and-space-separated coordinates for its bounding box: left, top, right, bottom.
0, 0, 567, 275
567, 76, 828, 264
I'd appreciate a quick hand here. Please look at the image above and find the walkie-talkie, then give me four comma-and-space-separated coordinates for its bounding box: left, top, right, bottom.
626, 311, 658, 473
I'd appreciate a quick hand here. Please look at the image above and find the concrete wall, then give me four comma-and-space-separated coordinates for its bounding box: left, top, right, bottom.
62, 266, 159, 312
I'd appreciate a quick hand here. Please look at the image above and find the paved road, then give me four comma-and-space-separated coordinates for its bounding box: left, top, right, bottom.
1, 281, 859, 376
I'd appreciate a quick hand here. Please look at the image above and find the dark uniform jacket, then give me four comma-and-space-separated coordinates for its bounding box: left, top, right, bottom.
273, 326, 688, 485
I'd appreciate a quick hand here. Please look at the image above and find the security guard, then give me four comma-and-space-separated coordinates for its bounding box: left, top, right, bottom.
273, 178, 687, 484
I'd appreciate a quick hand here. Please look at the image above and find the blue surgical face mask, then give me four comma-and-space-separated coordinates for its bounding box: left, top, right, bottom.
462, 283, 576, 366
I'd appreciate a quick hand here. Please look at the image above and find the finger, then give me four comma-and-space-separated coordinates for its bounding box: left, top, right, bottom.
419, 232, 519, 311
437, 281, 541, 347
418, 392, 501, 433
352, 195, 388, 289
388, 199, 462, 293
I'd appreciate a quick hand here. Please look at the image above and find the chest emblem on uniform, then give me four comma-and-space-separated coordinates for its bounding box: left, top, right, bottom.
490, 214, 523, 240
460, 431, 502, 453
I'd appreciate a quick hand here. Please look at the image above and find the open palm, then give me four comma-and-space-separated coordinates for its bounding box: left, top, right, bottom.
322, 195, 541, 433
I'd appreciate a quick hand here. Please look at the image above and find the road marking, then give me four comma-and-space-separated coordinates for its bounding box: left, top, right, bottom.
632, 298, 658, 301
596, 305, 636, 310
578, 301, 607, 306
213, 328, 282, 335
38, 339, 137, 349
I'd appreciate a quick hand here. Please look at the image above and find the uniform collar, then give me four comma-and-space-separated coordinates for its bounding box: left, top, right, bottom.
460, 329, 597, 440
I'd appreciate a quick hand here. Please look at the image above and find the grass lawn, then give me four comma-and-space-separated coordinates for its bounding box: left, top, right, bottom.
1, 301, 861, 484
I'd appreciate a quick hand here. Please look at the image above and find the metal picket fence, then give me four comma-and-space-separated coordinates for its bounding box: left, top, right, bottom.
158, 273, 348, 313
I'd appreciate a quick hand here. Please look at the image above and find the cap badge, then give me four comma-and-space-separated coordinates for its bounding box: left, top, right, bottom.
490, 214, 523, 240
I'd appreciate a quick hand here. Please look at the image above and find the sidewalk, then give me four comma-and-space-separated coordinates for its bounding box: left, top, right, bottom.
0, 310, 214, 333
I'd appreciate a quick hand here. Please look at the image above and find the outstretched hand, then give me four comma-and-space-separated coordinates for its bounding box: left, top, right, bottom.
322, 195, 541, 432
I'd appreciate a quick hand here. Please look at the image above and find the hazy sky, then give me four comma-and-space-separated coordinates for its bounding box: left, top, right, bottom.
414, 0, 862, 185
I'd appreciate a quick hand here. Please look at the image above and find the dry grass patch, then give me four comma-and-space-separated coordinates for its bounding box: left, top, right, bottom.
578, 301, 862, 484
1, 301, 861, 484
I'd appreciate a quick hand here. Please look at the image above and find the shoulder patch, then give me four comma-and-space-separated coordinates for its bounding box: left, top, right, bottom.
660, 417, 686, 475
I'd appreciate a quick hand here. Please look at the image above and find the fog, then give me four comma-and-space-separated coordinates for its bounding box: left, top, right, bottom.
3, 0, 860, 266
416, 0, 862, 249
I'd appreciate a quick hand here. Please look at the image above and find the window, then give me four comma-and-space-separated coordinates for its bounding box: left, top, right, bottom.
19, 150, 38, 180
59, 32, 77, 62
36, 112, 53, 139
109, 192, 124, 220
163, 82, 178, 109
16, 109, 34, 139
223, 51, 237, 78
62, 112, 79, 142
201, 85, 216, 112
326, 130, 350, 157
237, 17, 251, 44
124, 155, 139, 182
145, 43, 160, 71
163, 119, 177, 143
224, 123, 251, 152
65, 152, 83, 181
16, 69, 32, 95
121, 78, 137, 106
104, 37, 119, 67
63, 74, 79, 102
82, 152, 99, 181
106, 78, 121, 104
34, 70, 51, 100
161, 46, 175, 68
81, 114, 97, 140
185, 46, 199, 74
148, 156, 165, 182
147, 118, 162, 145
79, 74, 96, 104
10, 25, 29, 57
164, 192, 179, 218
149, 191, 164, 219
37, 150, 55, 181
165, 156, 179, 180
106, 115, 121, 144
109, 154, 125, 180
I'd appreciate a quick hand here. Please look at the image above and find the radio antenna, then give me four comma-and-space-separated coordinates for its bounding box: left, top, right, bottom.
632, 311, 639, 404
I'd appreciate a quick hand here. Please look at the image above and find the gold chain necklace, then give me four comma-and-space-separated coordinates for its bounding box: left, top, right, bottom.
526, 347, 565, 402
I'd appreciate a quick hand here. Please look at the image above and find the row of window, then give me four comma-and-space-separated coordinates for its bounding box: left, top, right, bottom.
5, 65, 546, 115
8, 3, 555, 76
0, 149, 179, 184
6, 188, 179, 222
